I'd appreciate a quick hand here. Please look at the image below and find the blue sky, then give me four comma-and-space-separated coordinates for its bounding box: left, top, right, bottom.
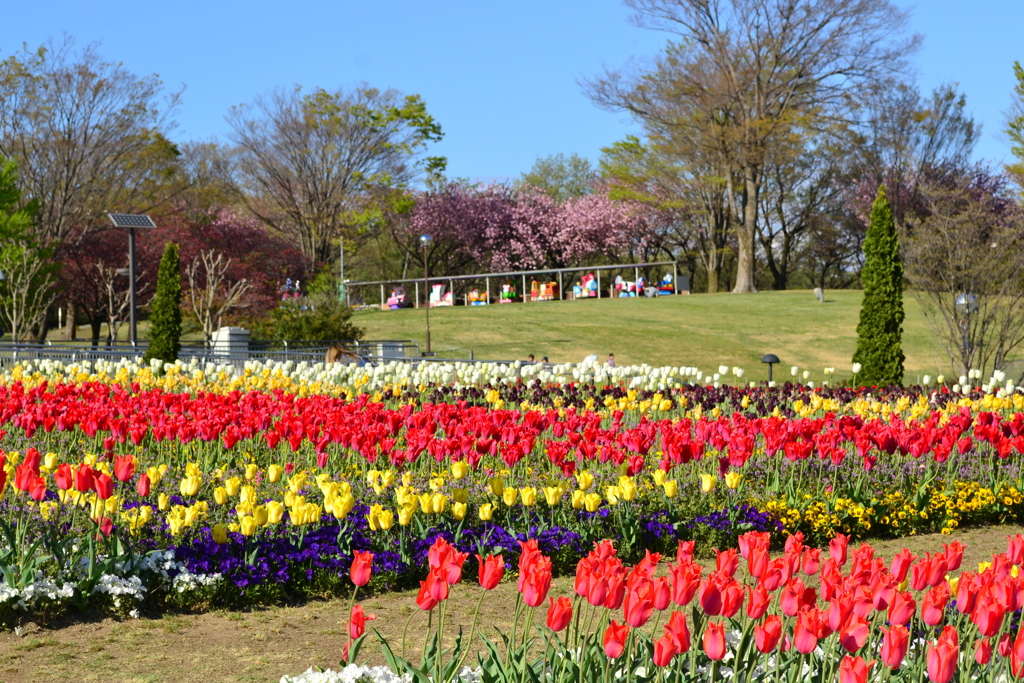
1, 1, 1022, 182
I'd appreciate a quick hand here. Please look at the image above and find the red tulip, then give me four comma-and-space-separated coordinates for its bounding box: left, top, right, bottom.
801, 548, 821, 576
747, 584, 771, 620
623, 584, 655, 628
921, 584, 950, 626
350, 551, 373, 587
839, 615, 870, 653
348, 604, 376, 639
653, 577, 671, 611
887, 591, 916, 626
98, 517, 114, 537
1000, 632, 1013, 659
956, 573, 979, 614
477, 554, 504, 590
521, 557, 552, 607
879, 625, 909, 670
14, 463, 35, 491
546, 596, 572, 632
74, 464, 95, 493
1012, 620, 1024, 678
665, 611, 690, 653
698, 575, 724, 616
975, 638, 992, 665
675, 540, 695, 564
830, 534, 849, 566
669, 561, 701, 606
794, 609, 821, 654
425, 566, 449, 603
942, 541, 964, 571
603, 620, 630, 659
702, 620, 726, 661
715, 548, 739, 577
416, 580, 439, 611
113, 454, 135, 482
136, 473, 151, 497
637, 549, 662, 574
971, 596, 1005, 637
653, 634, 677, 667
926, 627, 958, 683
93, 473, 114, 500
54, 463, 73, 491
28, 475, 46, 502
755, 615, 783, 654
604, 573, 626, 610
838, 656, 873, 683
889, 548, 916, 583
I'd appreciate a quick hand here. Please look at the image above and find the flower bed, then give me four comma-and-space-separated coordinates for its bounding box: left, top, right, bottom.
1, 360, 1024, 622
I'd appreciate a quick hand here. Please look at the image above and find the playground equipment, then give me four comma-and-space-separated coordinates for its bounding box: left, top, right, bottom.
467, 290, 488, 306
429, 283, 453, 307
499, 282, 517, 303
386, 286, 410, 309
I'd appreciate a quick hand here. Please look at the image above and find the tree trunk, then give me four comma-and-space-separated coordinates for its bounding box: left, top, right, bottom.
64, 301, 77, 340
90, 317, 103, 347
732, 169, 759, 293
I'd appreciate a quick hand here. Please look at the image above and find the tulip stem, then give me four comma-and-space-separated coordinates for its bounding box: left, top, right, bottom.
454, 588, 487, 674
343, 585, 359, 663
421, 610, 433, 670
400, 606, 417, 660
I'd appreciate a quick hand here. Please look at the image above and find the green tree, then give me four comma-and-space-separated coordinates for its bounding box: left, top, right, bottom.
1006, 61, 1024, 188
853, 185, 904, 386
145, 242, 182, 364
520, 153, 593, 202
0, 158, 56, 341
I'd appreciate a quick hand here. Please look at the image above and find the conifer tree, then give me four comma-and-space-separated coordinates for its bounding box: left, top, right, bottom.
145, 242, 181, 364
853, 185, 905, 386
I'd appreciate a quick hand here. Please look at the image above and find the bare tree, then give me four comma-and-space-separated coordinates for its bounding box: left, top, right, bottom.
227, 85, 444, 267
902, 169, 1024, 377
0, 241, 58, 341
585, 0, 918, 292
0, 37, 182, 243
185, 250, 253, 346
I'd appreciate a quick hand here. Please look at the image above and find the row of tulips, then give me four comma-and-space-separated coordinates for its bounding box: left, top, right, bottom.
334, 532, 1024, 683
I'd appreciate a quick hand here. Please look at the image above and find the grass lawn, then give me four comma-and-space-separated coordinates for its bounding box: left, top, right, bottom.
1, 524, 1017, 683
352, 289, 964, 383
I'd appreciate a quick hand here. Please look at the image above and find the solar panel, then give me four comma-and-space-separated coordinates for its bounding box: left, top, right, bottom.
107, 213, 157, 228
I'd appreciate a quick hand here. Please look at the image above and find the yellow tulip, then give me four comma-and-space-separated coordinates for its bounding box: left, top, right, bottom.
452, 487, 468, 504
544, 486, 564, 506
253, 505, 269, 527
401, 472, 414, 487
147, 466, 163, 486
653, 470, 668, 487
377, 507, 395, 530
240, 485, 257, 506
700, 474, 717, 493
478, 503, 494, 521
214, 487, 228, 505
503, 487, 518, 506
520, 487, 537, 506
571, 490, 585, 510
381, 470, 396, 488
399, 504, 415, 526
451, 461, 469, 480
245, 463, 259, 481
576, 471, 594, 490
333, 493, 355, 520
239, 516, 257, 536
725, 471, 742, 490
488, 476, 505, 496
284, 490, 295, 508
267, 501, 286, 524
158, 492, 169, 511
419, 492, 434, 513
212, 524, 228, 544
180, 475, 202, 497
663, 480, 678, 498
267, 464, 284, 483
43, 452, 58, 471
584, 492, 602, 512
619, 478, 637, 502
605, 486, 621, 506
185, 462, 201, 478
431, 493, 447, 514
224, 477, 241, 496
452, 501, 467, 521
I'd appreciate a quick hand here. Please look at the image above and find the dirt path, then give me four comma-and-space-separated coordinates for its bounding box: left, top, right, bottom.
1, 526, 1020, 683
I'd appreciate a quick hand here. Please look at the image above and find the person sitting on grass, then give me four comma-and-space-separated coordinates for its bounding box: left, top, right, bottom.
606, 353, 616, 367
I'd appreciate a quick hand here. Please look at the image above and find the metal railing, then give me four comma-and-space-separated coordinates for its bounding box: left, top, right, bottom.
344, 260, 687, 308
0, 339, 421, 370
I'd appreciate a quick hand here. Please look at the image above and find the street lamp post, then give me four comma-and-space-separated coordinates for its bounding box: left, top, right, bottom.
420, 234, 432, 355
107, 214, 157, 346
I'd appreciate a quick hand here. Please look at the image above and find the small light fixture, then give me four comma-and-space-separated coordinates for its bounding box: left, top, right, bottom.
761, 353, 780, 383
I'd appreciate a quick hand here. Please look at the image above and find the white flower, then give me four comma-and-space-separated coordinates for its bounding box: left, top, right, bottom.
802, 370, 810, 380
851, 362, 862, 374
790, 366, 799, 376
922, 375, 932, 386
